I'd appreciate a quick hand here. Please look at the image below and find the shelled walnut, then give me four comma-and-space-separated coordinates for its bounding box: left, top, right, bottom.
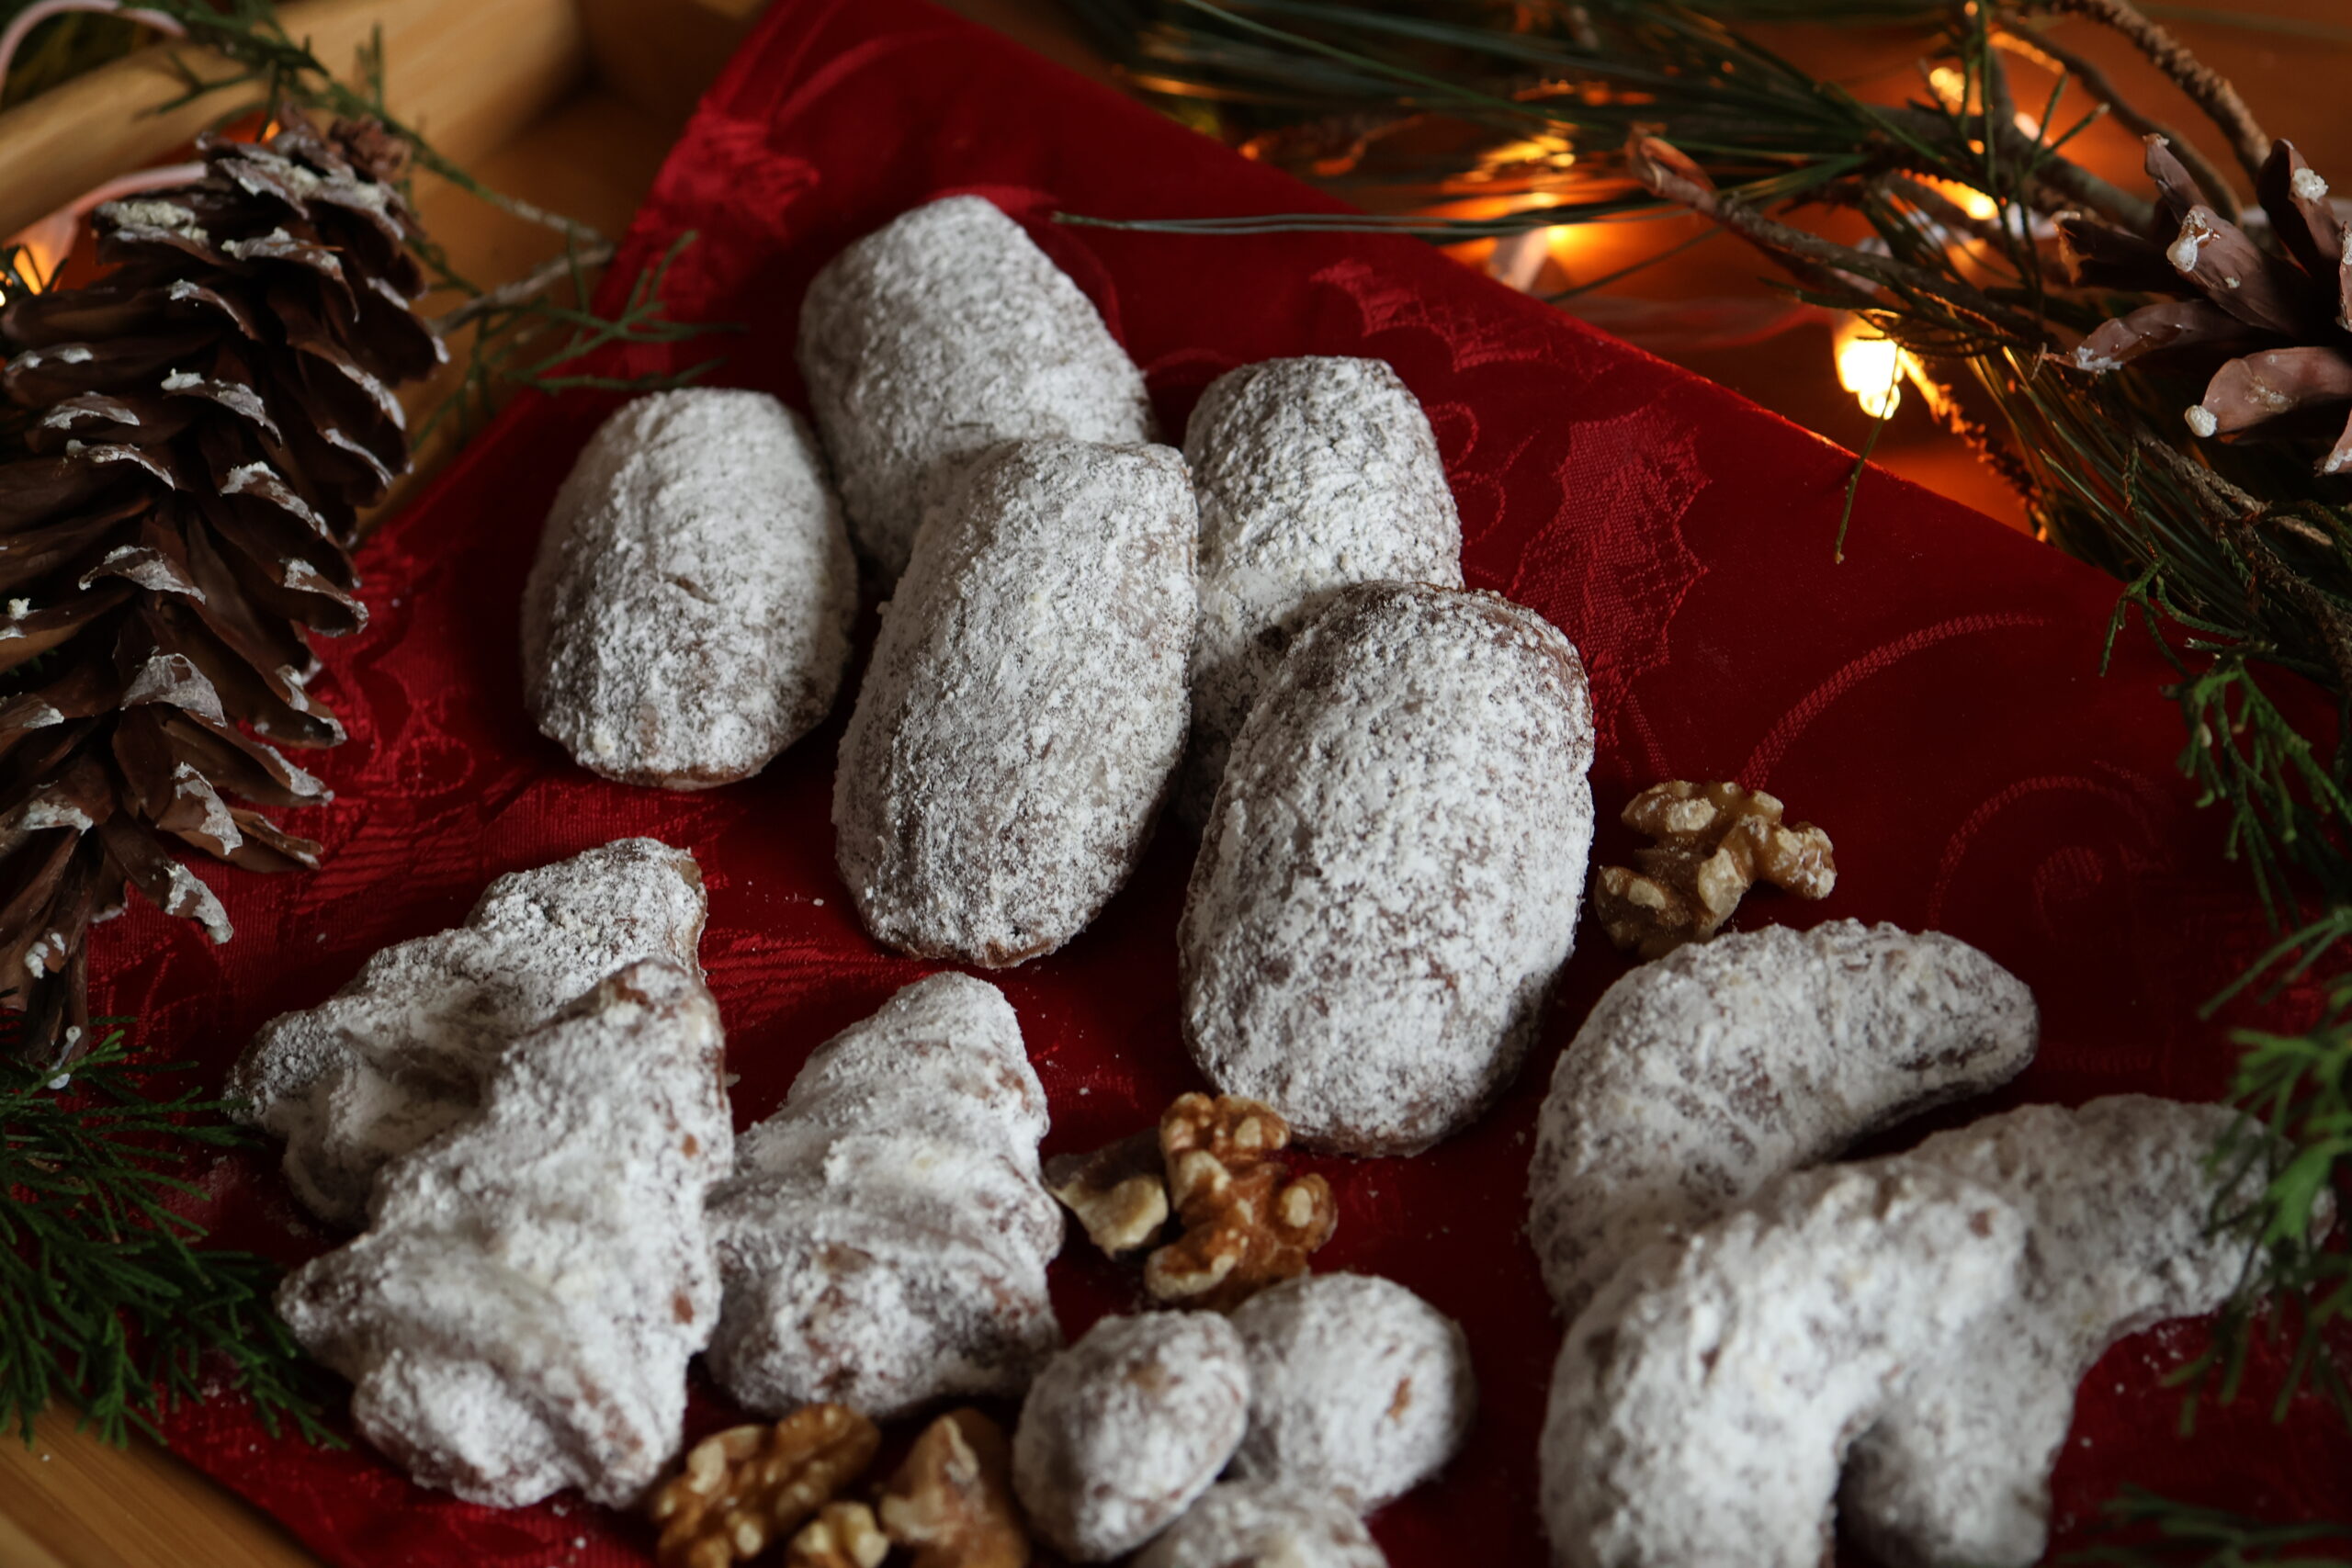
878, 1408, 1030, 1568
1146, 1094, 1337, 1312
1591, 780, 1835, 961
1045, 1130, 1170, 1256
788, 1502, 888, 1568
648, 1404, 880, 1568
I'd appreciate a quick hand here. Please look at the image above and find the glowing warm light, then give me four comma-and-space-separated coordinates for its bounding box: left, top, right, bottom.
1835, 315, 1907, 419
1928, 65, 1968, 111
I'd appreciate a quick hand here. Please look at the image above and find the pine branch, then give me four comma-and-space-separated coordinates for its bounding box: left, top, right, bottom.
2067, 1487, 2352, 1565
2027, 0, 2274, 182
0, 1029, 335, 1447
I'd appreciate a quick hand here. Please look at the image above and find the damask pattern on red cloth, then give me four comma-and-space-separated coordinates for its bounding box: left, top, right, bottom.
130, 0, 2348, 1562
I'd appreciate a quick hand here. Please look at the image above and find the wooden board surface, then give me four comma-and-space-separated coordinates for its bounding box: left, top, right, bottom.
1, 0, 2346, 1562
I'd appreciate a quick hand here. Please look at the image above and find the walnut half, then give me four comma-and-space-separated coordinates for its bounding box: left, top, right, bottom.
1592, 780, 1836, 961
1044, 1130, 1169, 1257
647, 1404, 880, 1568
878, 1408, 1029, 1568
1145, 1093, 1338, 1312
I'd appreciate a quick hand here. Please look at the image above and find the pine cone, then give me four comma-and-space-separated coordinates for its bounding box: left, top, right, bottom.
2066, 134, 2352, 474
0, 109, 441, 1069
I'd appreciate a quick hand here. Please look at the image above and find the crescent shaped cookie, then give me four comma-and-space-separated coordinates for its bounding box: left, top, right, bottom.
1539, 1163, 2025, 1568
1843, 1095, 2285, 1568
707, 973, 1064, 1419
1178, 356, 1462, 824
1182, 581, 1594, 1155
833, 437, 1196, 965
521, 389, 856, 789
1526, 919, 2037, 1316
797, 196, 1157, 579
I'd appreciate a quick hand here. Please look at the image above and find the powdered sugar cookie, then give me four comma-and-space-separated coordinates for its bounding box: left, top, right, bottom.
278, 959, 731, 1508
707, 973, 1063, 1418
521, 389, 855, 789
1178, 356, 1461, 823
833, 437, 1196, 965
1227, 1273, 1476, 1510
1012, 1311, 1251, 1562
1844, 1096, 2279, 1568
1182, 581, 1593, 1154
797, 196, 1156, 579
1525, 919, 2037, 1317
1539, 1163, 2024, 1568
228, 838, 707, 1226
1137, 1482, 1387, 1568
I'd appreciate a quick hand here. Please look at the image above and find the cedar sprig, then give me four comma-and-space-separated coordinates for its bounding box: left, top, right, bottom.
0, 1026, 334, 1447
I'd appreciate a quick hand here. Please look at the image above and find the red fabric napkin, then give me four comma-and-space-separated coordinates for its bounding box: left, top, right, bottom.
131, 0, 2346, 1561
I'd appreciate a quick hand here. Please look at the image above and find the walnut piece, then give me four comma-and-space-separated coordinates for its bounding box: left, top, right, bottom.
788, 1502, 888, 1568
1592, 780, 1836, 961
1045, 1130, 1170, 1256
879, 1408, 1030, 1568
1146, 1093, 1337, 1311
647, 1404, 880, 1568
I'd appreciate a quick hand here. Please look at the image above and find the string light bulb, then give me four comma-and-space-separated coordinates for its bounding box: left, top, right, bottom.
1834, 314, 1909, 420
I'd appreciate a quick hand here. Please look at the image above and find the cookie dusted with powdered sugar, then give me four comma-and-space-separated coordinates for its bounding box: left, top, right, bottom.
1177, 356, 1462, 824
227, 839, 706, 1227
521, 389, 855, 789
797, 196, 1156, 579
278, 959, 731, 1508
833, 438, 1196, 965
1540, 1164, 2025, 1568
1525, 919, 2037, 1318
1843, 1096, 2287, 1568
1012, 1311, 1252, 1562
1181, 581, 1593, 1155
1227, 1273, 1475, 1510
1137, 1483, 1388, 1568
707, 973, 1064, 1419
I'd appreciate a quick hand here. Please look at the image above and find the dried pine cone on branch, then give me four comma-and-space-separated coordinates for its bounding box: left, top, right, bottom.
0, 108, 439, 1069
2069, 134, 2352, 472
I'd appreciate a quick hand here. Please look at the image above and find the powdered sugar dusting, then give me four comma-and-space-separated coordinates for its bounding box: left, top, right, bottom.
1844, 1097, 2270, 1568
1178, 357, 1462, 824
522, 389, 856, 789
834, 438, 1196, 965
277, 959, 732, 1509
1227, 1273, 1476, 1511
1181, 582, 1594, 1155
707, 973, 1062, 1418
1539, 1164, 2026, 1568
1136, 1482, 1386, 1568
1526, 919, 2039, 1318
797, 197, 1157, 579
1013, 1311, 1251, 1561
226, 839, 707, 1226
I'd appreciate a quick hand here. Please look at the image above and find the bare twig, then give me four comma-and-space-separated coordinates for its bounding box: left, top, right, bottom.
1996, 24, 2240, 220
1630, 134, 2043, 338
2030, 0, 2272, 181
429, 238, 616, 336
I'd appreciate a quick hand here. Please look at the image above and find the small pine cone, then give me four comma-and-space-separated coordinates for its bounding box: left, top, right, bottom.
0, 107, 442, 1068
2068, 135, 2352, 474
